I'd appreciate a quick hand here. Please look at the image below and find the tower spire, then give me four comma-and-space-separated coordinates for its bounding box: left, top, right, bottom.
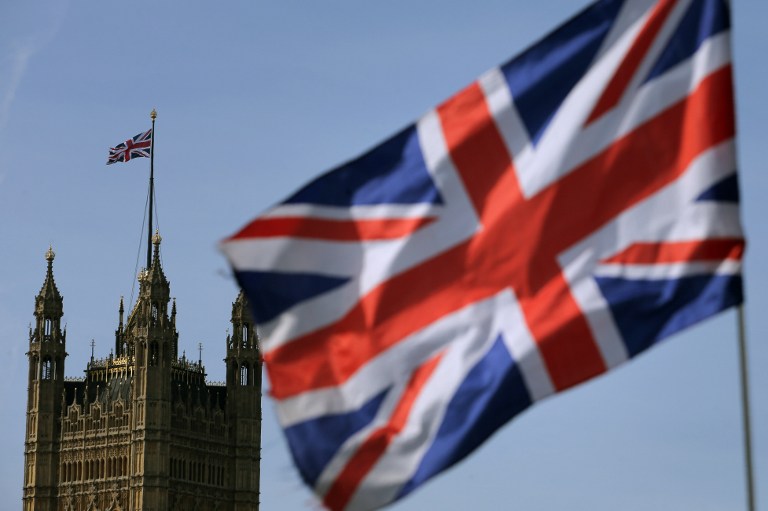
24, 247, 68, 508
115, 296, 126, 357
151, 230, 162, 270
138, 230, 170, 304
37, 247, 63, 320
34, 246, 64, 344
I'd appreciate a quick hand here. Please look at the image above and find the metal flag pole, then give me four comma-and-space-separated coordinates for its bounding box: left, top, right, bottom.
147, 108, 157, 269
737, 304, 756, 511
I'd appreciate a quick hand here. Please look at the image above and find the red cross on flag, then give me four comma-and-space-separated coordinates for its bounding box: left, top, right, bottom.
221, 0, 744, 509
106, 128, 152, 165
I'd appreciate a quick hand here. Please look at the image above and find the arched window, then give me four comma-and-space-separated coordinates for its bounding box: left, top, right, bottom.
44, 319, 52, 338
242, 324, 249, 347
42, 357, 52, 380
240, 363, 250, 386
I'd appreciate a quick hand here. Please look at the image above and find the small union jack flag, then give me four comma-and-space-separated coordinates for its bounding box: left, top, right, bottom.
222, 0, 743, 509
106, 128, 152, 165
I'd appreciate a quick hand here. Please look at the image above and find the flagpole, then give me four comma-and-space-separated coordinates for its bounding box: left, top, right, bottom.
737, 304, 756, 511
147, 108, 157, 269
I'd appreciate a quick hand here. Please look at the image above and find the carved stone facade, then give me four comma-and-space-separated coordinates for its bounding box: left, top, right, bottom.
24, 235, 262, 510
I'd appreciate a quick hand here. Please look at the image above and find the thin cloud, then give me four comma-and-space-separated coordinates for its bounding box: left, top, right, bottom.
0, 2, 67, 184
0, 1, 69, 132
0, 43, 34, 132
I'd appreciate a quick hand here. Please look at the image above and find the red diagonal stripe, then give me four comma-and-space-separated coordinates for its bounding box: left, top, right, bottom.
230, 216, 436, 241
586, 0, 677, 124
602, 238, 744, 265
323, 354, 442, 511
536, 65, 735, 257
265, 240, 483, 399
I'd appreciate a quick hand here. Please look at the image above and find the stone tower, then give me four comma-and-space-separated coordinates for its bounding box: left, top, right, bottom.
24, 247, 67, 511
123, 231, 177, 509
22, 237, 263, 510
226, 291, 262, 510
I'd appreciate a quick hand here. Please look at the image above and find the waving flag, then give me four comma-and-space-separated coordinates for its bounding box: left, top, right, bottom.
106, 128, 152, 165
221, 0, 743, 509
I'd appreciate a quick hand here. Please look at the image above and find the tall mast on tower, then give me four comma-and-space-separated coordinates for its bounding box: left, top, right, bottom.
147, 108, 157, 269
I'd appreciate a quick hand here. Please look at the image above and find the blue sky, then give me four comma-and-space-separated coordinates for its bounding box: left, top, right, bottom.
0, 1, 765, 509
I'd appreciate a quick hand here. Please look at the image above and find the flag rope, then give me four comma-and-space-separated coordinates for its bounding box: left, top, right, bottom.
128, 187, 150, 311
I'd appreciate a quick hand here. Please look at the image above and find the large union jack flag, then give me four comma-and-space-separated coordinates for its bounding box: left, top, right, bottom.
106, 128, 152, 165
221, 0, 743, 509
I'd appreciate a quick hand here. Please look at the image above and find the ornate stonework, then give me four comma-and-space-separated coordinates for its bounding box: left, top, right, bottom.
24, 239, 262, 510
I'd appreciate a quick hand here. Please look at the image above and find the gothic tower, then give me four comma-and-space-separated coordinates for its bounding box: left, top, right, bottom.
23, 237, 262, 510
225, 291, 262, 510
23, 247, 67, 511
123, 232, 177, 510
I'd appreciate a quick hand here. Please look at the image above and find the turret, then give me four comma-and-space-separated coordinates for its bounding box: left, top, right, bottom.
124, 231, 178, 368
225, 290, 262, 509
123, 231, 176, 509
23, 247, 67, 511
226, 290, 261, 388
115, 296, 125, 356
34, 246, 64, 341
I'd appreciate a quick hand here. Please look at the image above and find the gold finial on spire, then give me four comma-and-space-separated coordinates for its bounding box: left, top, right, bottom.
152, 229, 162, 246
45, 245, 56, 262
150, 108, 157, 120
